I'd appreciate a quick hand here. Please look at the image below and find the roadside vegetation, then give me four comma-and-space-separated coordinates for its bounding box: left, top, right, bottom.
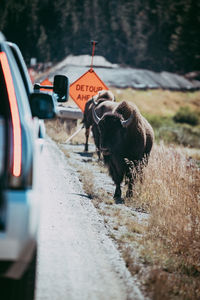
128, 143, 200, 299
112, 88, 200, 150
46, 88, 200, 299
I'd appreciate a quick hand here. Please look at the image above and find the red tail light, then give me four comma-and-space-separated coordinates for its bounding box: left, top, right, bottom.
0, 52, 22, 177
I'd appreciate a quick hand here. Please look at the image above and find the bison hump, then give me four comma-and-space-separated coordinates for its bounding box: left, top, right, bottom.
115, 101, 132, 119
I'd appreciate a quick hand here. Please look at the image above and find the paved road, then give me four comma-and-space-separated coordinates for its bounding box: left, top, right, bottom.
35, 138, 143, 300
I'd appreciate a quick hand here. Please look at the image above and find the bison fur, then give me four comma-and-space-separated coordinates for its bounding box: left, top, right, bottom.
82, 90, 115, 158
92, 100, 154, 203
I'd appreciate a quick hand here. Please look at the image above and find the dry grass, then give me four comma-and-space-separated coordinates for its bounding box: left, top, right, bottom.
78, 167, 96, 199
111, 88, 200, 149
135, 144, 200, 266
45, 119, 69, 143
45, 118, 92, 145
111, 88, 200, 116
56, 87, 200, 117
75, 166, 112, 207
45, 88, 200, 299
130, 143, 200, 299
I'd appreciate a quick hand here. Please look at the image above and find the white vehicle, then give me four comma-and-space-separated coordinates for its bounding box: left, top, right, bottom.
0, 33, 68, 299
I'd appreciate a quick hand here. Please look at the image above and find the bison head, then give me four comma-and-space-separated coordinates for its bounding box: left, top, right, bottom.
92, 107, 133, 156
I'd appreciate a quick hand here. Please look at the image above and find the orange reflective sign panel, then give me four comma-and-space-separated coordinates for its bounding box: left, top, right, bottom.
40, 78, 53, 92
69, 69, 108, 112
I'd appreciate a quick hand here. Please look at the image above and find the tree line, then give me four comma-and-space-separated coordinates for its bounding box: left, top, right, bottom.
0, 0, 199, 73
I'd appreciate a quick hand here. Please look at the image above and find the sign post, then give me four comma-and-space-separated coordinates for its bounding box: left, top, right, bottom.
69, 41, 108, 112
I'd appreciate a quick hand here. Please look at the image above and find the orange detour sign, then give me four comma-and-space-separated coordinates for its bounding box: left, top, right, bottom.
69, 68, 108, 112
40, 78, 53, 92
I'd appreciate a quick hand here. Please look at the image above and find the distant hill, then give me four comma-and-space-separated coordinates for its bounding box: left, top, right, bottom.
38, 55, 200, 91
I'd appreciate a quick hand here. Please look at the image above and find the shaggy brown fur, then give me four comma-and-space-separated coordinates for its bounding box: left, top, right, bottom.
93, 100, 154, 203
82, 90, 115, 155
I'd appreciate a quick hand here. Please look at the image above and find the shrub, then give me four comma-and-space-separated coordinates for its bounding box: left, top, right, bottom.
156, 125, 200, 148
173, 106, 199, 126
144, 114, 173, 129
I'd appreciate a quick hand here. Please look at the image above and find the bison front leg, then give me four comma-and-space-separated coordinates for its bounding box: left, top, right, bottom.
114, 184, 123, 204
105, 156, 125, 204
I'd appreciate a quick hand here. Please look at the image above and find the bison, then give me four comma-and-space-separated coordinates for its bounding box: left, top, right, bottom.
82, 90, 115, 158
92, 100, 154, 203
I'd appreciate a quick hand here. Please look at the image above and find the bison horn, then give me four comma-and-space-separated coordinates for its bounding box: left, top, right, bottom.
92, 96, 98, 106
92, 106, 101, 124
121, 114, 133, 128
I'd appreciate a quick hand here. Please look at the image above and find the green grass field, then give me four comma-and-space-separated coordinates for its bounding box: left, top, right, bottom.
63, 88, 200, 157
109, 88, 200, 149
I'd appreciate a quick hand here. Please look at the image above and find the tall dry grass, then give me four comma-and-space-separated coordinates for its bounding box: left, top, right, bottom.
45, 118, 89, 144
130, 143, 200, 298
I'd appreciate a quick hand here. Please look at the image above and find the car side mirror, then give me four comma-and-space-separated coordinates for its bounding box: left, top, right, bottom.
34, 75, 69, 103
29, 92, 56, 119
53, 75, 69, 102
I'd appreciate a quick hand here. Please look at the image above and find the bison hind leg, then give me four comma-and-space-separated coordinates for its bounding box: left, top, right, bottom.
85, 144, 88, 152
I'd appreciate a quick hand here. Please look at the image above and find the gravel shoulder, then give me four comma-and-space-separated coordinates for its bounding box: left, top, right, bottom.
35, 138, 144, 300
57, 141, 150, 298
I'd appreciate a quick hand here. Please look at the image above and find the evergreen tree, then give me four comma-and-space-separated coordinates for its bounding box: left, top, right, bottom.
0, 0, 199, 73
